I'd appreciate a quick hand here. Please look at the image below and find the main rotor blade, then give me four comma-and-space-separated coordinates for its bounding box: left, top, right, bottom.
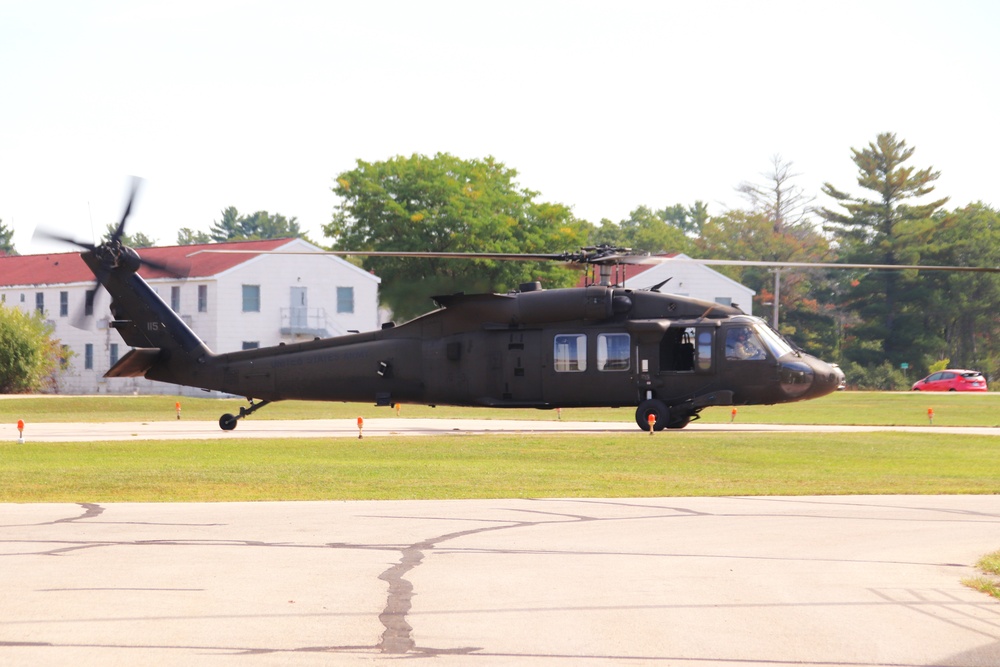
626, 256, 1000, 273
186, 249, 576, 262
186, 248, 1000, 273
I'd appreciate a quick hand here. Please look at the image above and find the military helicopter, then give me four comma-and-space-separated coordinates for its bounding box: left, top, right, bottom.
39, 184, 997, 431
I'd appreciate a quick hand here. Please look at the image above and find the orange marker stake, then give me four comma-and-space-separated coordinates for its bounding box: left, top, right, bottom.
927, 408, 934, 425
17, 419, 25, 444
175, 402, 181, 420
647, 412, 656, 435
357, 416, 364, 439
731, 407, 738, 423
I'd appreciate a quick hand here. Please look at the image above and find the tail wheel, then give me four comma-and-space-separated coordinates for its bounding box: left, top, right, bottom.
219, 414, 238, 431
635, 399, 668, 432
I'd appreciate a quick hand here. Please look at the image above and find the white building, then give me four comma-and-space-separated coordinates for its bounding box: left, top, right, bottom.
0, 238, 381, 395
619, 253, 756, 314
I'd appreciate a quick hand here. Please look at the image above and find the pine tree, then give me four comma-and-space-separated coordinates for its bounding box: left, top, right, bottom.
818, 132, 949, 369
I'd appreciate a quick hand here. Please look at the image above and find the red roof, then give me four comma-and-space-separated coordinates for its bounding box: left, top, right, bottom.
0, 238, 296, 287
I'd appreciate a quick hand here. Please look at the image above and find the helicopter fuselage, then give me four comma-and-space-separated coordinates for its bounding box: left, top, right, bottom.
93, 250, 844, 431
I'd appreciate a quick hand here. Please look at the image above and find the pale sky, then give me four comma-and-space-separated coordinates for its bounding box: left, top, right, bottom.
2, 0, 997, 255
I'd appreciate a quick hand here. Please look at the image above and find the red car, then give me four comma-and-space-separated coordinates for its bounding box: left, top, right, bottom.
911, 369, 989, 392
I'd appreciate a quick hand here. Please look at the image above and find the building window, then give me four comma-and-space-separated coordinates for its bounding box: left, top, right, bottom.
554, 334, 587, 372
597, 333, 630, 371
110, 343, 119, 367
85, 289, 96, 317
242, 285, 260, 312
85, 344, 93, 370
715, 296, 732, 307
60, 291, 69, 317
336, 286, 354, 314
35, 292, 44, 314
198, 285, 208, 312
171, 286, 181, 312
242, 341, 259, 350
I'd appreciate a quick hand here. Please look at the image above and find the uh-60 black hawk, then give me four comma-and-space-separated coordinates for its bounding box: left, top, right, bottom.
40, 185, 996, 431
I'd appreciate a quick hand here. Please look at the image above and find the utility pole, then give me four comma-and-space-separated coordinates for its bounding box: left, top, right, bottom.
771, 268, 780, 329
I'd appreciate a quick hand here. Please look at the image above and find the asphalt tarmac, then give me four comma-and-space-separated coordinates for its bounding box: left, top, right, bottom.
3, 420, 1000, 665
2, 496, 999, 666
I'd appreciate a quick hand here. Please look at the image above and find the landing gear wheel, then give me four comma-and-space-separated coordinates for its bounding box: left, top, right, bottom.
635, 399, 668, 432
219, 414, 238, 431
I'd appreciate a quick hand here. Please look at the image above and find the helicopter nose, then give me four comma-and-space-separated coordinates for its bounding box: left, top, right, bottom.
778, 356, 843, 401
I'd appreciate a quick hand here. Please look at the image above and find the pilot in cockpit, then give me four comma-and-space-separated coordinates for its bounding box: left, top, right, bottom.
725, 326, 768, 360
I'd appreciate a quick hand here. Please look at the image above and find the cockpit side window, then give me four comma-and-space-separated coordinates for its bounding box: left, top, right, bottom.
725, 326, 768, 361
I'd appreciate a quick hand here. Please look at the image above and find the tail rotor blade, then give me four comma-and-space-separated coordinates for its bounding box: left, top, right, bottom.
110, 176, 142, 243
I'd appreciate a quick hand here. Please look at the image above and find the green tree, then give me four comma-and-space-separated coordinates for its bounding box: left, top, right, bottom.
324, 153, 589, 320
209, 207, 304, 242
0, 218, 16, 255
658, 201, 709, 237
176, 227, 212, 245
591, 205, 695, 254
618, 206, 692, 254
0, 305, 62, 393
917, 203, 1000, 379
102, 223, 157, 248
818, 132, 949, 369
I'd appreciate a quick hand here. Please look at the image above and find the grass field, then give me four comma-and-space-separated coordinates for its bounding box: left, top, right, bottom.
2, 390, 998, 426
2, 431, 998, 503
1, 392, 997, 503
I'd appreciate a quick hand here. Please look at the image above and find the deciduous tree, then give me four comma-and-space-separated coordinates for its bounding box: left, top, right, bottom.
0, 305, 61, 393
324, 153, 589, 320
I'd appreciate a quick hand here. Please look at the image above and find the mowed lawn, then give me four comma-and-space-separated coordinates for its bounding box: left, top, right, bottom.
0, 392, 997, 502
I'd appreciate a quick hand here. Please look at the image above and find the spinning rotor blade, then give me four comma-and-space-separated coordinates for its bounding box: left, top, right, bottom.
31, 227, 98, 252
624, 256, 1000, 273
188, 247, 999, 274
109, 176, 141, 243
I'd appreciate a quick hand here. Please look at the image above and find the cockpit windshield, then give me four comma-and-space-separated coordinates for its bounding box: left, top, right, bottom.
752, 318, 795, 358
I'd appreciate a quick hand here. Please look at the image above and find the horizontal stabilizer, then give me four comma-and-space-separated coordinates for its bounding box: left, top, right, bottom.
104, 348, 162, 378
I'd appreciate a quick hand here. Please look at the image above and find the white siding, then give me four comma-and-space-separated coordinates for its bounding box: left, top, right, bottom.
2, 239, 380, 394
623, 254, 755, 314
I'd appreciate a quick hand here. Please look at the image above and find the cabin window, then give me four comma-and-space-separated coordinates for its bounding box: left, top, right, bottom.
597, 333, 630, 371
242, 285, 261, 312
84, 344, 93, 370
198, 285, 208, 312
337, 286, 354, 314
59, 291, 69, 317
554, 334, 587, 372
697, 331, 713, 370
